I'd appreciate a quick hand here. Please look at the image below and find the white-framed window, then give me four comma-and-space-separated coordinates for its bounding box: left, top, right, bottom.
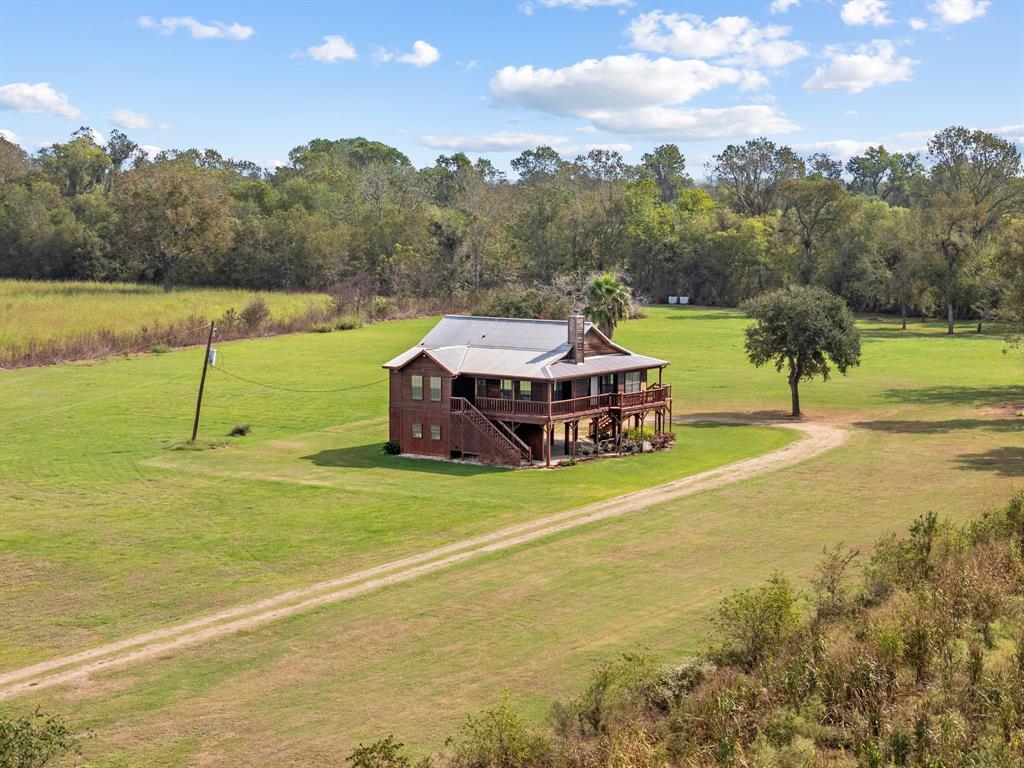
518, 381, 532, 401
430, 376, 442, 402
412, 422, 422, 438
411, 375, 423, 400
430, 424, 441, 440
624, 371, 642, 394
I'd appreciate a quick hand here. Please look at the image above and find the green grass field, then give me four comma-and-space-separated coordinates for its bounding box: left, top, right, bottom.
0, 278, 332, 355
1, 305, 1021, 766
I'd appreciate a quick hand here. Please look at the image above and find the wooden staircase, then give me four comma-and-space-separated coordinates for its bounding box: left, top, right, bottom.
450, 397, 532, 466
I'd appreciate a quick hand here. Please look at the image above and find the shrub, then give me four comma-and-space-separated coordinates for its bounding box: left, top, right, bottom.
624, 426, 654, 442
0, 709, 79, 768
475, 287, 571, 320
335, 315, 363, 331
150, 344, 170, 354
714, 573, 804, 668
347, 735, 429, 768
812, 544, 859, 621
446, 694, 552, 768
371, 296, 395, 320
383, 440, 401, 456
229, 424, 251, 437
308, 322, 333, 333
240, 295, 271, 331
558, 457, 577, 467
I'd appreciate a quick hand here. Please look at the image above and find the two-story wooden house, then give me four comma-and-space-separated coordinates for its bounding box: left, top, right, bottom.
382, 314, 672, 466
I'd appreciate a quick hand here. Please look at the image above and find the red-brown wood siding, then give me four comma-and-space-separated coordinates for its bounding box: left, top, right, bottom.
388, 356, 452, 458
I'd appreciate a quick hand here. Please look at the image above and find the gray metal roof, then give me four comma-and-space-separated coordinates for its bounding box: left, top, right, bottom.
382, 315, 669, 380
419, 315, 586, 352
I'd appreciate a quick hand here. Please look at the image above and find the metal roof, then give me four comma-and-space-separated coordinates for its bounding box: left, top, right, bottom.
419, 315, 586, 352
382, 315, 669, 380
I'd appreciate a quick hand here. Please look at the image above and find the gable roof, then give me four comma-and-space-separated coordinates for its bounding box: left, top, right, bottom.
382, 315, 668, 380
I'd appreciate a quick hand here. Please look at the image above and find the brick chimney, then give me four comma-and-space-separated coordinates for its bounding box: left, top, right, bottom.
568, 313, 585, 363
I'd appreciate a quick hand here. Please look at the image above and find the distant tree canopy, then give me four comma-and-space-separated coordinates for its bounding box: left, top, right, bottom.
0, 126, 1021, 336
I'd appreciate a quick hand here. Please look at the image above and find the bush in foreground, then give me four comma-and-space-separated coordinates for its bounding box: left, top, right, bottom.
379, 493, 1024, 767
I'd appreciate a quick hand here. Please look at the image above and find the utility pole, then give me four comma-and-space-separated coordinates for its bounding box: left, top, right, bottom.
191, 321, 216, 442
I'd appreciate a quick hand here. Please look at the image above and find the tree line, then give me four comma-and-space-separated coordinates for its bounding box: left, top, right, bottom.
1, 126, 1021, 334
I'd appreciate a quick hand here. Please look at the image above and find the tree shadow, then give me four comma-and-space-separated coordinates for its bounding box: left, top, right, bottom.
859, 327, 1005, 341
853, 418, 1023, 434
882, 386, 1024, 408
953, 447, 1024, 477
301, 443, 507, 476
662, 309, 745, 320
678, 410, 797, 423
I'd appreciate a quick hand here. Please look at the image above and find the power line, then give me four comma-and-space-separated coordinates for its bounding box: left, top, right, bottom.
210, 365, 386, 394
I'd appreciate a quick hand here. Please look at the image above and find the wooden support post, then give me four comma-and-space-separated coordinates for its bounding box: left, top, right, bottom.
191, 321, 215, 443
544, 423, 551, 467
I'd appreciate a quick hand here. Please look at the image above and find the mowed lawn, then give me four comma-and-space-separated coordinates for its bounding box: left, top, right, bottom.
1, 311, 790, 668
2, 306, 1022, 766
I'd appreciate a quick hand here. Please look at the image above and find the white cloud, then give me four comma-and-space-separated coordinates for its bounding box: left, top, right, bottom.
590, 105, 798, 140
491, 53, 794, 141
375, 40, 440, 67
626, 12, 807, 68
492, 55, 749, 116
804, 40, 916, 94
306, 35, 358, 62
585, 142, 633, 153
0, 129, 20, 145
397, 40, 440, 67
140, 144, 162, 159
110, 108, 168, 130
991, 124, 1024, 144
928, 0, 989, 24
769, 0, 799, 13
418, 131, 570, 151
86, 128, 104, 145
840, 0, 893, 26
844, 109, 863, 116
794, 139, 873, 160
0, 82, 81, 119
909, 17, 929, 30
137, 15, 253, 40
521, 0, 633, 13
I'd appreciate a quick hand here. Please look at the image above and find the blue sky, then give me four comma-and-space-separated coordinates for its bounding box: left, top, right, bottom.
1, 0, 1021, 176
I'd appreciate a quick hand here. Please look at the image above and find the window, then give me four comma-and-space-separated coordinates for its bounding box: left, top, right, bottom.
430, 376, 442, 402
411, 375, 423, 401
500, 379, 513, 400
411, 423, 422, 439
624, 371, 642, 394
599, 374, 615, 394
430, 424, 441, 440
518, 381, 532, 401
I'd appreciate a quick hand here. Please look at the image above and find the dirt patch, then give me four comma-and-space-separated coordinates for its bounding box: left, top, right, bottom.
978, 402, 1024, 418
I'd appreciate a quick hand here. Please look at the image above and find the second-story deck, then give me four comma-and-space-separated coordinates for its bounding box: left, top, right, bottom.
472, 384, 671, 423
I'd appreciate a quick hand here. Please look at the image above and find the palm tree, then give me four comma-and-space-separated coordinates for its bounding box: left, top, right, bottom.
584, 273, 631, 338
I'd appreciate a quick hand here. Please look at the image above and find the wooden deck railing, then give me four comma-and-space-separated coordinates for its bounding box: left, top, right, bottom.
474, 396, 550, 418
472, 385, 670, 421
612, 385, 672, 410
